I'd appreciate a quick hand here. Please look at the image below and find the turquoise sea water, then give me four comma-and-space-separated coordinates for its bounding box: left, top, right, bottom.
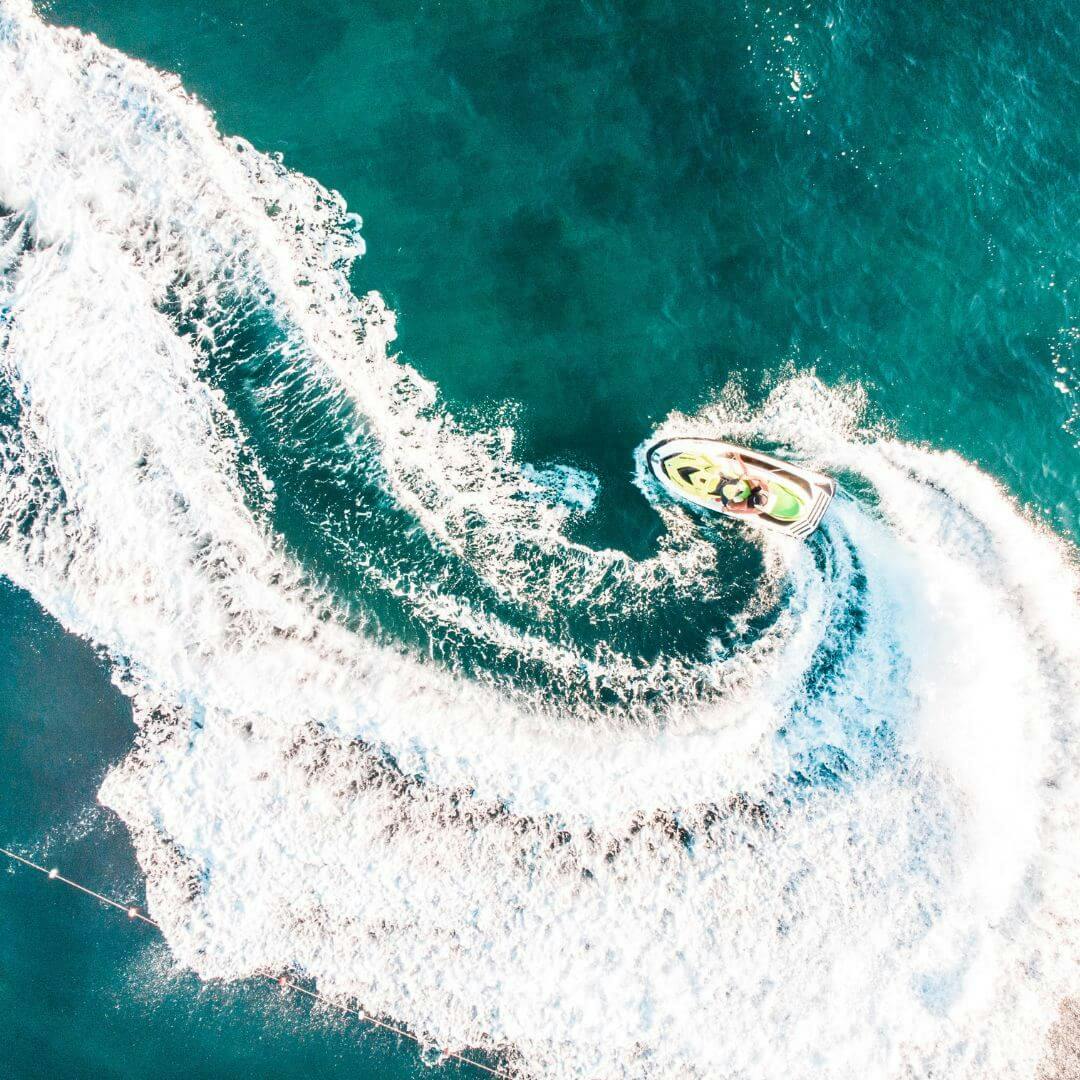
1, 1, 1078, 1077
41, 0, 1079, 534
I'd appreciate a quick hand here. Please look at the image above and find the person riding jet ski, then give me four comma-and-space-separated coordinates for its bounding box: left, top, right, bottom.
646, 437, 836, 539
714, 466, 769, 516
663, 449, 803, 521
712, 457, 773, 516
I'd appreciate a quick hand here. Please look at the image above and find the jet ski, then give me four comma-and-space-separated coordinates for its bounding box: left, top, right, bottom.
646, 437, 835, 540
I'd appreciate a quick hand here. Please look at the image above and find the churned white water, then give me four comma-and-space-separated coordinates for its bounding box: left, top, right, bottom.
1, 3, 1079, 1077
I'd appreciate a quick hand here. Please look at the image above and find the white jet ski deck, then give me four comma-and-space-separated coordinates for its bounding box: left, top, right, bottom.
646, 437, 835, 540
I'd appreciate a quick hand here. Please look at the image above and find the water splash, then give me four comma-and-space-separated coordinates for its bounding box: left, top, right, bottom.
2, 4, 1079, 1077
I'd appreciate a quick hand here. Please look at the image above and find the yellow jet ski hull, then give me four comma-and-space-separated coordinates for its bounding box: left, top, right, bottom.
646, 437, 836, 540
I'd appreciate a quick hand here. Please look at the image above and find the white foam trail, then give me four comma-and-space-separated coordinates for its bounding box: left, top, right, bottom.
520, 462, 600, 514
2, 4, 1080, 1077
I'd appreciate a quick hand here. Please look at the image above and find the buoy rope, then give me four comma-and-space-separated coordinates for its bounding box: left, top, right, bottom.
0, 844, 513, 1079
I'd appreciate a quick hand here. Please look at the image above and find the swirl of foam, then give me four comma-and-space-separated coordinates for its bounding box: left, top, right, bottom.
0, 0, 815, 816
2, 5, 1080, 1078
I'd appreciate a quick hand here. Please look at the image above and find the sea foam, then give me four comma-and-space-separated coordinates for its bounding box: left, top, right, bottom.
1, 4, 1079, 1077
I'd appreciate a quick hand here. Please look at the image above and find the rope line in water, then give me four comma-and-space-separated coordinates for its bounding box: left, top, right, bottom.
0, 844, 513, 1079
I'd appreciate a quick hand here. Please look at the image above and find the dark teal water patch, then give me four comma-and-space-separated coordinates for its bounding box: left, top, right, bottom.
42, 0, 1079, 542
115, 0, 1080, 713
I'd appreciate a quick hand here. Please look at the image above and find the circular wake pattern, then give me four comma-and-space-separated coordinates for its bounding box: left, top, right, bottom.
2, 4, 1079, 1077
